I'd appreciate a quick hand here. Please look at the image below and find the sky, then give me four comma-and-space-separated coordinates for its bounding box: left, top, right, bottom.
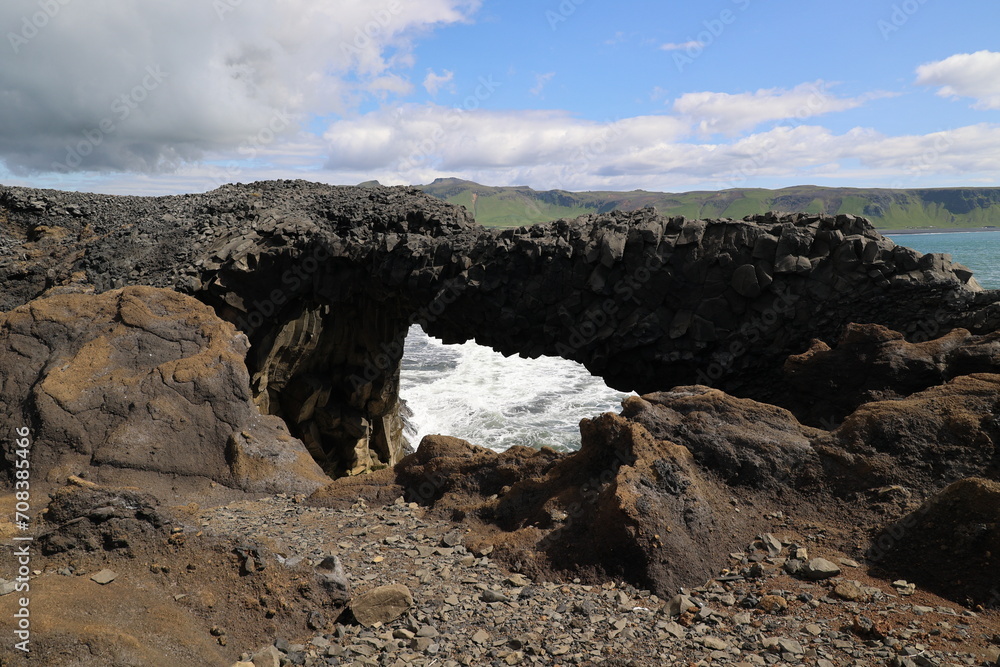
1, 0, 999, 196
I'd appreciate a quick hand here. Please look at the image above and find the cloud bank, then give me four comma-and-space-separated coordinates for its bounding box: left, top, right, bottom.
1, 4, 996, 196
0, 0, 479, 174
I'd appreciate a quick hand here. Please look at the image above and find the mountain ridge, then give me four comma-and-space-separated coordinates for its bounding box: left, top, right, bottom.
414, 177, 1000, 229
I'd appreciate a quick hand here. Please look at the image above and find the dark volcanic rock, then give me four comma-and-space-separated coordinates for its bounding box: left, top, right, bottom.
312, 321, 1000, 599
871, 477, 1000, 606
39, 479, 166, 557
3, 181, 1000, 476
822, 372, 1000, 493
0, 284, 329, 494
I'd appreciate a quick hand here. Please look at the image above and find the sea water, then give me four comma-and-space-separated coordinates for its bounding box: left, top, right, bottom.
884, 231, 1000, 289
401, 231, 1000, 452
399, 330, 632, 452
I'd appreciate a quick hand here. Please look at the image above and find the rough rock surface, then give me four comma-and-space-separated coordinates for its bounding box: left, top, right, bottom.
0, 284, 329, 495
3, 180, 1000, 664
3, 180, 999, 475
822, 372, 1000, 493
782, 323, 1000, 427
199, 494, 1000, 667
0, 478, 350, 666
349, 583, 414, 627
313, 415, 783, 596
871, 477, 1000, 606
620, 388, 824, 489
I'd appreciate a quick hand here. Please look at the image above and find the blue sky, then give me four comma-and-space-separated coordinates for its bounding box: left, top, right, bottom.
1, 0, 998, 195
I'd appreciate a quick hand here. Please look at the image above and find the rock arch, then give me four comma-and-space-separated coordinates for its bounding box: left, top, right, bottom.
2, 180, 998, 476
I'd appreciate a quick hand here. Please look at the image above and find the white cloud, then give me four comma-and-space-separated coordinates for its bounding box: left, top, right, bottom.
17, 117, 997, 196
423, 69, 455, 96
0, 0, 479, 174
660, 41, 704, 51
321, 103, 1000, 192
915, 50, 1000, 110
530, 72, 556, 96
323, 105, 689, 174
673, 81, 890, 136
605, 32, 627, 46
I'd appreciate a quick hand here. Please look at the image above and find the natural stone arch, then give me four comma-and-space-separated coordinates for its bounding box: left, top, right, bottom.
2, 180, 1000, 478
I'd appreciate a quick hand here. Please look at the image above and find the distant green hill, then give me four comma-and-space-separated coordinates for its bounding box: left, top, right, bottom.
414, 178, 1000, 230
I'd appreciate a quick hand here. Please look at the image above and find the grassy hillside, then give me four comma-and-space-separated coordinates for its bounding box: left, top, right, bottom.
415, 178, 1000, 230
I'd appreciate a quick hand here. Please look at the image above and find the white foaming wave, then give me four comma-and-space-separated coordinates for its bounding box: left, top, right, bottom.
400, 326, 632, 452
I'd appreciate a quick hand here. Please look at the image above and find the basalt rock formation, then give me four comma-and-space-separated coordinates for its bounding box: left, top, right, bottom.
781, 323, 1000, 427
4, 179, 1000, 625
2, 180, 1000, 479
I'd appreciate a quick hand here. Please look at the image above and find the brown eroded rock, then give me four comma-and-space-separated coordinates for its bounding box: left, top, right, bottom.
0, 285, 329, 496
822, 373, 1000, 493
620, 387, 824, 490
349, 584, 414, 627
314, 411, 776, 596
782, 323, 1000, 427
0, 478, 351, 666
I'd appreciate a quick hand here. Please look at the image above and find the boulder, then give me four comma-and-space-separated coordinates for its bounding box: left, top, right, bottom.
350, 584, 414, 627
0, 285, 329, 495
824, 373, 1000, 492
801, 558, 841, 581
870, 477, 1000, 605
252, 646, 283, 667
315, 414, 776, 597
620, 387, 823, 489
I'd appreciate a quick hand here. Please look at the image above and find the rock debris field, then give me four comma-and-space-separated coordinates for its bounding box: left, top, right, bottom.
198, 495, 1000, 667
